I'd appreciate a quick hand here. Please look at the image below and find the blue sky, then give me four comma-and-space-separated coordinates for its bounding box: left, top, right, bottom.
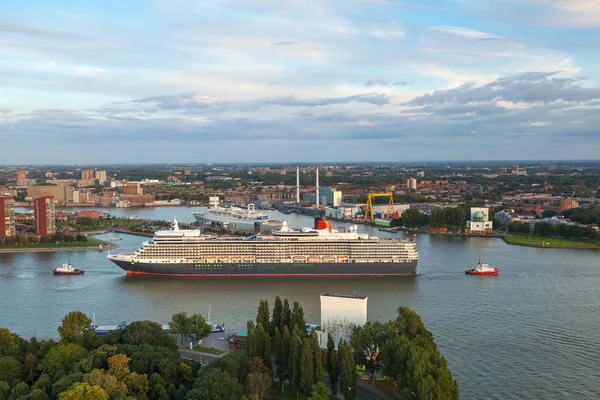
1, 0, 600, 163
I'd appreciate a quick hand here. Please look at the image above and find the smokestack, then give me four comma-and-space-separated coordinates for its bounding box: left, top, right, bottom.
296, 166, 300, 203
315, 167, 320, 208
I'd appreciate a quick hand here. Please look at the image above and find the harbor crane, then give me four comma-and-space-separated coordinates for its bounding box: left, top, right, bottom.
365, 192, 396, 221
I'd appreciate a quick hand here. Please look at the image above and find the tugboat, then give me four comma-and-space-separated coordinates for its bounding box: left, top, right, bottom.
465, 259, 498, 275
53, 262, 85, 275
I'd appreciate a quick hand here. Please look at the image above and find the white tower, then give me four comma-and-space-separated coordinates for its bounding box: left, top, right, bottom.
315, 167, 320, 208
296, 166, 300, 203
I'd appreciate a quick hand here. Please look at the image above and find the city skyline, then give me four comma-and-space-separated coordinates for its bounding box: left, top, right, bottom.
2, 0, 600, 162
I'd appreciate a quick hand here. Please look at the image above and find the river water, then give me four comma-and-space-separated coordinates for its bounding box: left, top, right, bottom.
2, 206, 600, 399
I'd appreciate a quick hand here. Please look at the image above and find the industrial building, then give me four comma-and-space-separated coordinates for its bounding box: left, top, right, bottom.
0, 196, 16, 237
466, 207, 493, 233
318, 293, 368, 348
309, 187, 342, 207
27, 185, 74, 204
34, 196, 56, 236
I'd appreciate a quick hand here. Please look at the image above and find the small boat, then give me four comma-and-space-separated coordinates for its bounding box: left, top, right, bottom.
292, 255, 307, 263
231, 256, 242, 263
465, 259, 498, 275
53, 262, 84, 275
307, 256, 321, 263
243, 256, 255, 262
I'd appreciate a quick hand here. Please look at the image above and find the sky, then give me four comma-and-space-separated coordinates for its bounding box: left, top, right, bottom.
1, 0, 600, 163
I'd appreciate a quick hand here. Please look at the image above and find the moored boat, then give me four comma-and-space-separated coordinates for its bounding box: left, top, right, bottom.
465, 260, 498, 275
53, 262, 84, 275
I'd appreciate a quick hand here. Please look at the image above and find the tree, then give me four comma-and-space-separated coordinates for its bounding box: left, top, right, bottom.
281, 299, 291, 331
122, 321, 177, 349
107, 354, 131, 381
58, 311, 92, 343
189, 314, 211, 342
246, 357, 272, 400
542, 210, 557, 218
39, 343, 87, 376
306, 382, 330, 400
326, 333, 338, 397
272, 296, 283, 337
310, 330, 321, 384
338, 340, 356, 400
300, 339, 314, 395
281, 326, 291, 386
288, 332, 303, 390
11, 382, 30, 398
0, 328, 19, 357
169, 313, 191, 345
290, 302, 306, 335
0, 356, 21, 385
84, 369, 127, 398
125, 372, 149, 398
189, 368, 242, 400
23, 352, 41, 384
351, 321, 384, 384
256, 300, 270, 336
58, 383, 108, 400
247, 324, 259, 359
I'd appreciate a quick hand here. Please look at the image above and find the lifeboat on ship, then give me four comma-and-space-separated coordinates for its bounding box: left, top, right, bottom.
307, 256, 321, 263
337, 255, 349, 262
205, 256, 216, 263
217, 256, 230, 263
243, 256, 255, 262
231, 256, 242, 263
292, 255, 307, 263
322, 256, 335, 263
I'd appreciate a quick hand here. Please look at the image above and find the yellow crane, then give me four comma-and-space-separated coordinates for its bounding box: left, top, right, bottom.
365, 193, 395, 221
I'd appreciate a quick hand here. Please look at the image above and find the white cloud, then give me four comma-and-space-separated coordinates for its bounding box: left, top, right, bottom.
547, 0, 600, 25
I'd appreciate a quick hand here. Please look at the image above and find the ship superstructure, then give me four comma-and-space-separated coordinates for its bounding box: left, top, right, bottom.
192, 202, 278, 232
107, 217, 418, 277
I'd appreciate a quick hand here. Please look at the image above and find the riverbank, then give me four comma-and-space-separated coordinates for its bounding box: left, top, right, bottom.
0, 238, 118, 253
503, 233, 600, 249
380, 226, 505, 238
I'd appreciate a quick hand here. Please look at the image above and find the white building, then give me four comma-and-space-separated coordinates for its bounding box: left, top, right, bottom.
310, 187, 342, 207
466, 207, 493, 233
407, 178, 417, 191
319, 293, 367, 349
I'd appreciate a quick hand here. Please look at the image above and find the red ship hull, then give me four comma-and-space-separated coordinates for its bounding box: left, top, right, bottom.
465, 269, 498, 275
53, 269, 84, 275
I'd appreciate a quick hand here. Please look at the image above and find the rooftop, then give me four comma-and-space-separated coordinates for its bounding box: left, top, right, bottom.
321, 292, 367, 300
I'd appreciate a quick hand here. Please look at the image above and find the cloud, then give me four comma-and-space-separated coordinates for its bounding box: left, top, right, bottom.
393, 81, 408, 86
365, 79, 388, 87
547, 0, 600, 25
272, 41, 299, 46
407, 72, 600, 106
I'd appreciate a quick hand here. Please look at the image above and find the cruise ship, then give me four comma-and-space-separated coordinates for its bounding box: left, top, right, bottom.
192, 203, 278, 232
107, 217, 418, 277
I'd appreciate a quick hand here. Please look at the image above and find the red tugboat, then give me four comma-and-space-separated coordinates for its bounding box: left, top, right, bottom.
465, 259, 498, 275
53, 262, 85, 275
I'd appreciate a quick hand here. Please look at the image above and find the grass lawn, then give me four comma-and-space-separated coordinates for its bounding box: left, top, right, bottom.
0, 238, 107, 249
192, 346, 225, 355
504, 234, 600, 249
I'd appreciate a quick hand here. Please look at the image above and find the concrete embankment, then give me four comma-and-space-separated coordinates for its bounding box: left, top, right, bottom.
0, 238, 118, 253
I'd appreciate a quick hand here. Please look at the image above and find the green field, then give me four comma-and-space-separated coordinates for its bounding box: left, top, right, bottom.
191, 346, 225, 355
504, 234, 600, 249
0, 238, 107, 250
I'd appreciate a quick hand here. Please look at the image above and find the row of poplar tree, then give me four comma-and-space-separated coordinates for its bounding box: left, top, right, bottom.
245, 297, 356, 399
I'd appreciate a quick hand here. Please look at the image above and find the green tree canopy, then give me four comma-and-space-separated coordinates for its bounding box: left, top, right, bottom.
58, 383, 108, 400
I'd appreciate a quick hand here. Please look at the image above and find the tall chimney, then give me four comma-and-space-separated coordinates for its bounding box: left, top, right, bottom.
296, 166, 300, 203
315, 167, 320, 208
